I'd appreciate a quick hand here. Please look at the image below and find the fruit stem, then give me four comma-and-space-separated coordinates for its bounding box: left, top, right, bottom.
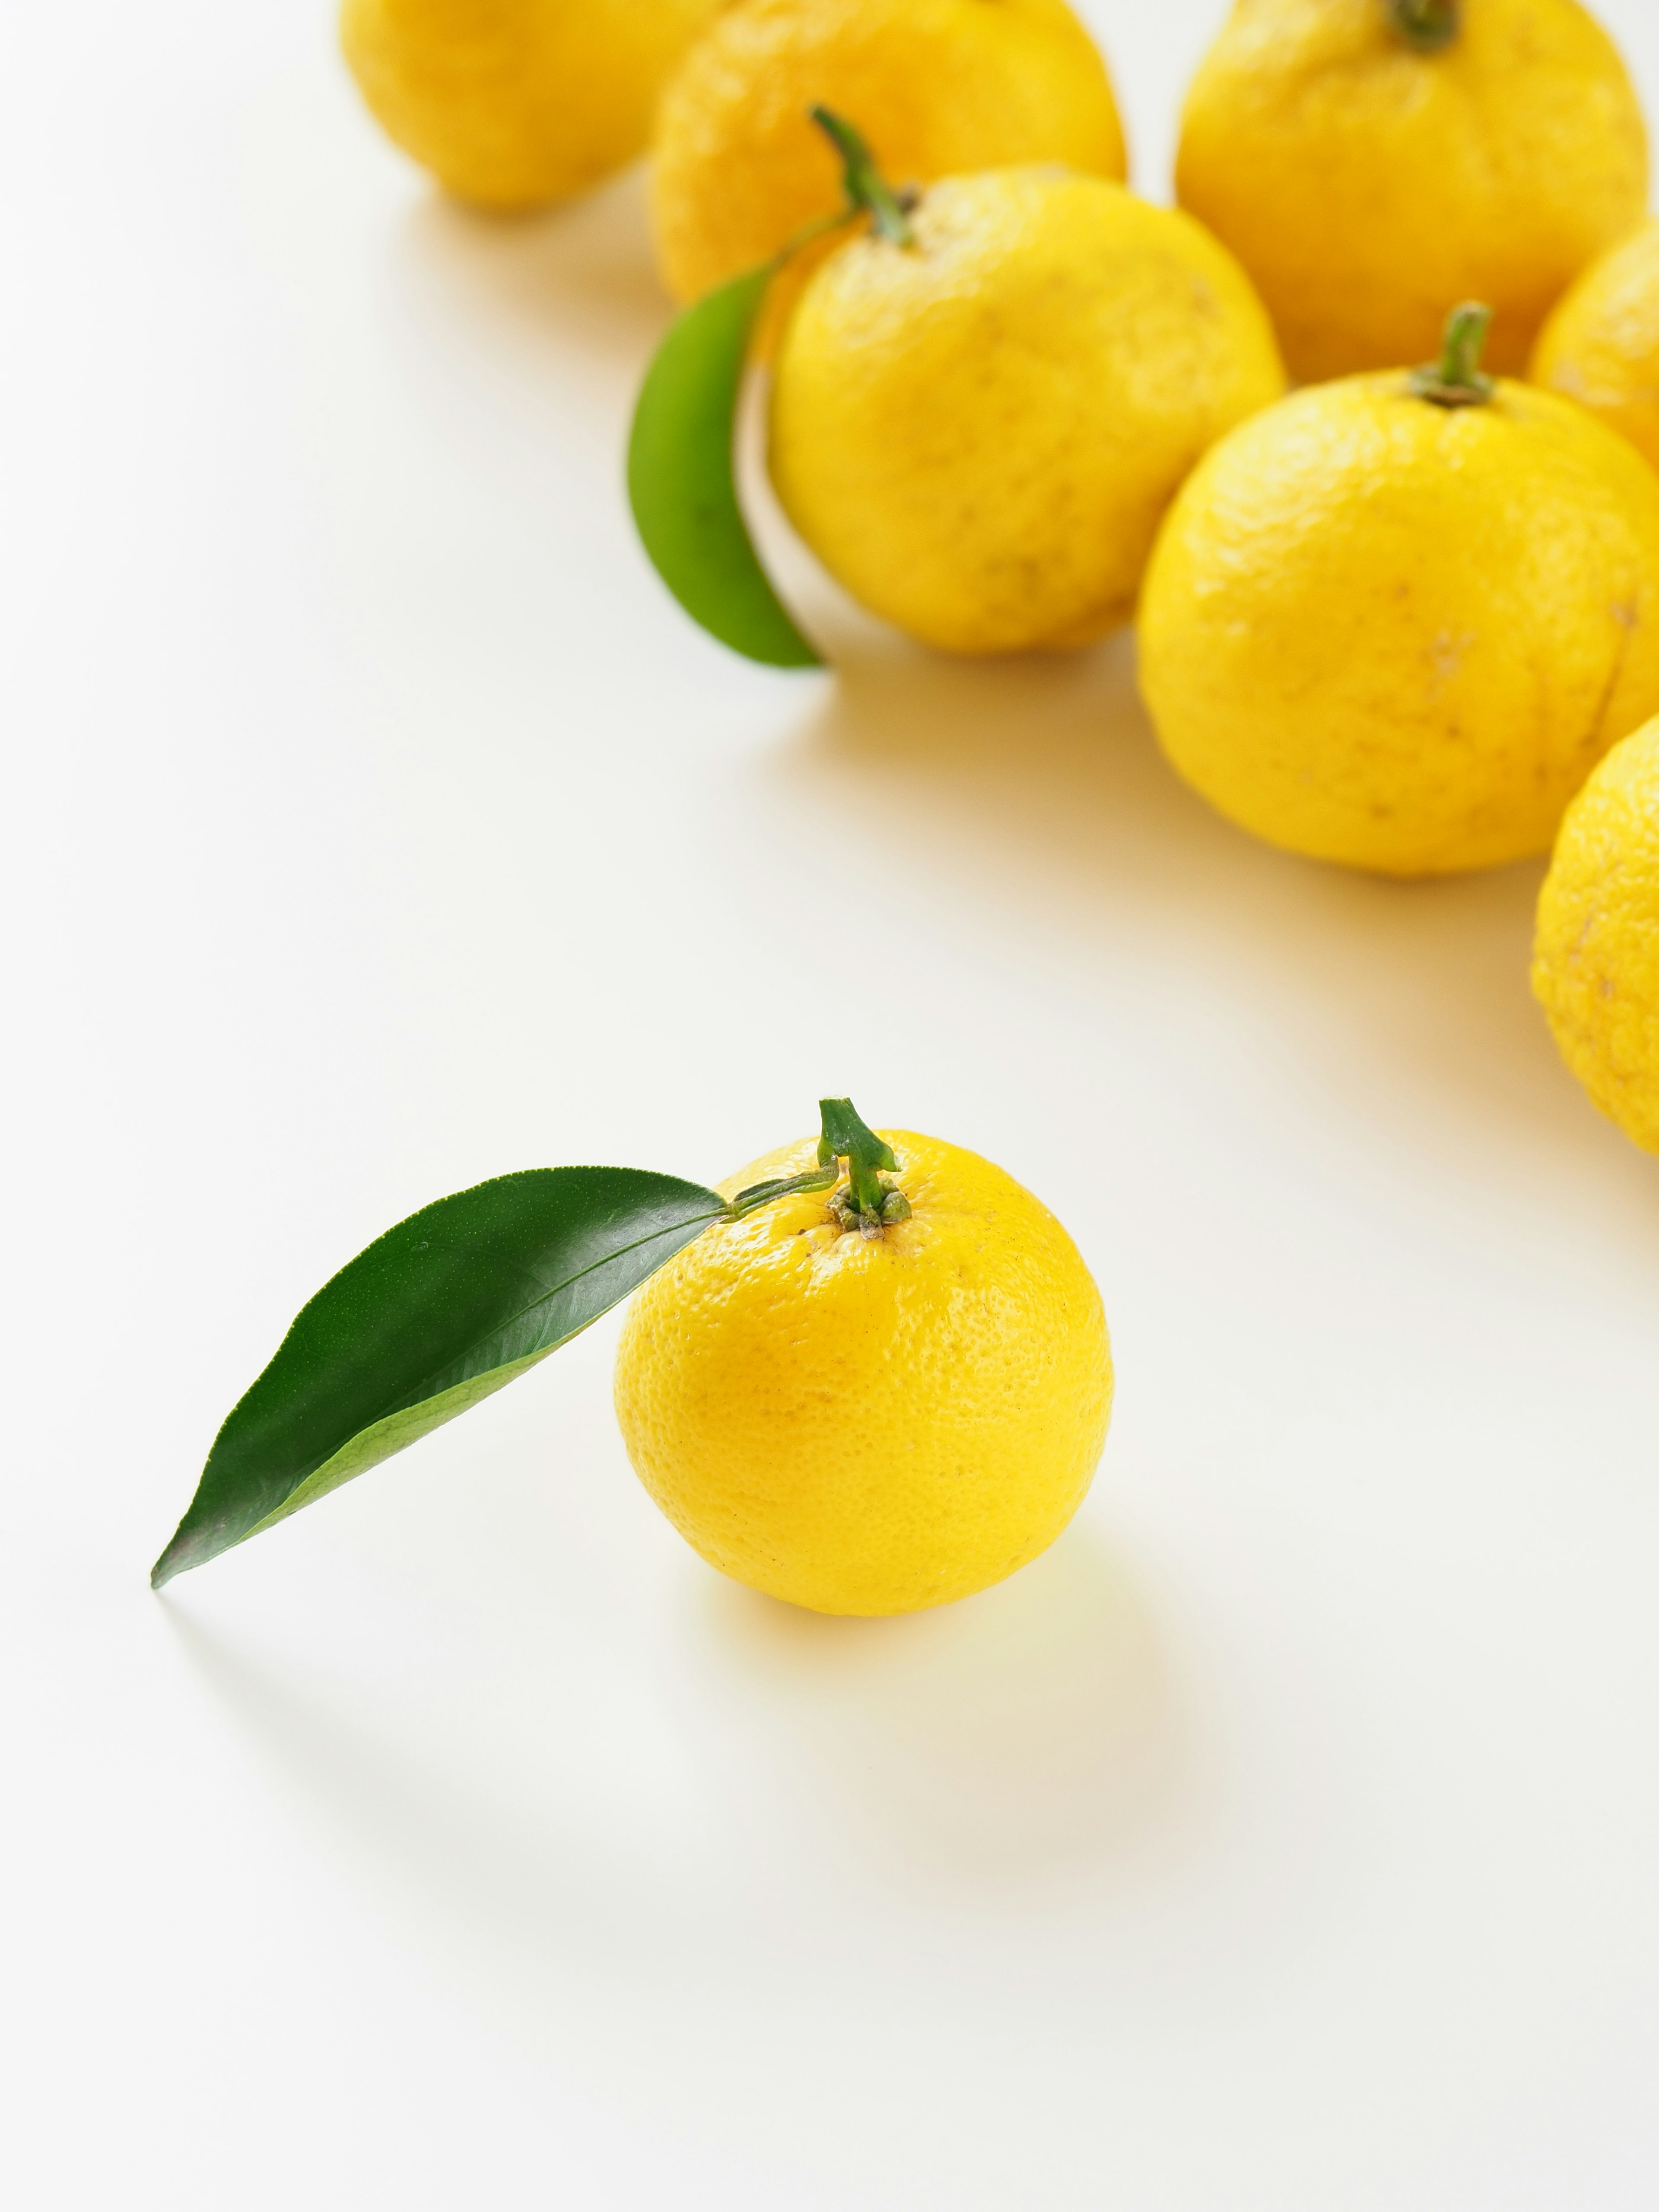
1409, 301, 1496, 409
818, 1097, 911, 1233
725, 1165, 839, 1218
1389, 0, 1459, 52
721, 1100, 910, 1235
810, 107, 917, 250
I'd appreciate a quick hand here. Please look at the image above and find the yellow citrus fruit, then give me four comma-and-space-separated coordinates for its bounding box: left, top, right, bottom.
651, 0, 1126, 336
1175, 0, 1649, 384
613, 1129, 1112, 1617
768, 168, 1285, 655
1534, 715, 1659, 1156
340, 0, 731, 211
1139, 366, 1659, 877
1532, 220, 1659, 476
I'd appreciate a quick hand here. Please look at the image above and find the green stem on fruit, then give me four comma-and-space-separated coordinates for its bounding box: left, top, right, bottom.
1409, 301, 1496, 408
810, 106, 917, 250
1389, 0, 1460, 52
818, 1097, 911, 1233
725, 1165, 839, 1218
721, 1099, 911, 1236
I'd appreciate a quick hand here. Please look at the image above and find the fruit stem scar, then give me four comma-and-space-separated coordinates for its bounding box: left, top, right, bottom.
721, 1098, 912, 1234
1410, 301, 1496, 409
809, 106, 917, 250
817, 1096, 912, 1235
1389, 0, 1460, 52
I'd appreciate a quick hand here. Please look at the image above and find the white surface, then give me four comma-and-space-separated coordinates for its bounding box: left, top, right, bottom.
6, 3, 1659, 2205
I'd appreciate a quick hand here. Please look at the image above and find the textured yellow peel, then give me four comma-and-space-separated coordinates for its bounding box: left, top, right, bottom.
1140, 374, 1659, 877
1176, 0, 1648, 383
613, 1131, 1112, 1617
769, 170, 1285, 656
1534, 716, 1659, 1157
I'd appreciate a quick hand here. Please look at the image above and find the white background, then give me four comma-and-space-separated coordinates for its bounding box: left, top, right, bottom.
6, 2, 1659, 2204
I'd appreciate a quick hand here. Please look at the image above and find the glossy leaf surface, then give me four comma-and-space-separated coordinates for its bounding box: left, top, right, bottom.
152, 1167, 727, 1586
627, 264, 822, 670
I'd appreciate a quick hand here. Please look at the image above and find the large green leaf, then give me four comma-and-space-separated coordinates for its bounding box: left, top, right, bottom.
151, 1166, 727, 1587
627, 264, 823, 670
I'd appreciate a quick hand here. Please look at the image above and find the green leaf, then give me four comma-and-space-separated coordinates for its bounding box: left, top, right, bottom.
627, 264, 823, 670
152, 1166, 727, 1588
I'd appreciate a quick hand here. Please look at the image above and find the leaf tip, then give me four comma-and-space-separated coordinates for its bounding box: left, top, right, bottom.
150, 1515, 210, 1590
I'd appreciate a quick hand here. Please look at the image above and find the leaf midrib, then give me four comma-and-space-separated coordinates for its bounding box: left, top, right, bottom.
276, 1201, 726, 1471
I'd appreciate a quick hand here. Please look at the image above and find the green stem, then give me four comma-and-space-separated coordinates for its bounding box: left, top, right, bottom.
723, 1098, 910, 1235
817, 1096, 896, 1218
817, 1096, 912, 1231
1389, 0, 1459, 51
1409, 301, 1496, 409
725, 1165, 838, 1218
810, 106, 916, 249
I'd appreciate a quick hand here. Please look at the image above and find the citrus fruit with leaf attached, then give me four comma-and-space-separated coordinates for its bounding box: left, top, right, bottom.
1139, 305, 1659, 877
767, 163, 1284, 655
1534, 715, 1659, 1156
1175, 0, 1649, 384
150, 1090, 1107, 1617
613, 1112, 1112, 1617
340, 0, 731, 210
651, 0, 1125, 344
1532, 221, 1659, 476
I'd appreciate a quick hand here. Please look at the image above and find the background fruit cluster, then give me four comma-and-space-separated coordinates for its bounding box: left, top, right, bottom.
341, 0, 1659, 1162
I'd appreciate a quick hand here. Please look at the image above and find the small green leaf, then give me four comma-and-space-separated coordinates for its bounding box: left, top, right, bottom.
628, 264, 823, 670
152, 1166, 727, 1587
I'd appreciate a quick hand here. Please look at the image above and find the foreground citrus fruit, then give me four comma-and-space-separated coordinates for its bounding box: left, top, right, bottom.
1175, 0, 1648, 383
768, 167, 1284, 655
1534, 716, 1659, 1156
651, 0, 1125, 337
1532, 221, 1659, 475
1139, 309, 1659, 877
340, 0, 730, 210
613, 1128, 1112, 1616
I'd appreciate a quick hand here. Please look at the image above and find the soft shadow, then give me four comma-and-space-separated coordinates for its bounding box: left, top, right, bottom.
755, 618, 1659, 1205
162, 1593, 789, 2015
387, 165, 672, 370
161, 1531, 1179, 1989
688, 1526, 1185, 1885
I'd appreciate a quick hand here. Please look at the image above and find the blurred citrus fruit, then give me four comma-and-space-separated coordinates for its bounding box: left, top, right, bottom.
651, 0, 1125, 340
342, 0, 731, 210
1176, 0, 1648, 383
1534, 715, 1659, 1156
1532, 220, 1659, 475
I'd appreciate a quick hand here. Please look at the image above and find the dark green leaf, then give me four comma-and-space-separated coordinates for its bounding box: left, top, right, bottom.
152, 1166, 727, 1587
627, 265, 823, 670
